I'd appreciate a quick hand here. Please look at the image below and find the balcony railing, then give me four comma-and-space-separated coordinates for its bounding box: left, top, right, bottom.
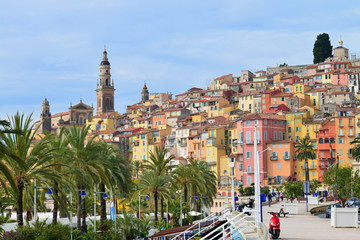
245, 140, 261, 145
206, 162, 216, 166
284, 155, 290, 160
348, 153, 352, 157
207, 138, 216, 144
270, 155, 278, 160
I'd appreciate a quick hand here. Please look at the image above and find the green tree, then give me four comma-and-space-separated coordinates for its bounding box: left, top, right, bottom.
283, 181, 303, 202
296, 138, 316, 188
313, 33, 332, 64
137, 171, 171, 221
309, 180, 321, 195
144, 146, 175, 219
279, 63, 288, 67
117, 212, 139, 239
0, 113, 64, 227
323, 166, 360, 207
65, 124, 106, 232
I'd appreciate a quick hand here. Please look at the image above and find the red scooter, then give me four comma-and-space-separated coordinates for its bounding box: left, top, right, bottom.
268, 212, 280, 239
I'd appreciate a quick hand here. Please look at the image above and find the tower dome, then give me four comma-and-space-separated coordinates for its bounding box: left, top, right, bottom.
100, 50, 110, 66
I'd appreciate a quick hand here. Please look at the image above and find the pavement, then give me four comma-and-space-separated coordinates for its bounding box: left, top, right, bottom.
262, 200, 360, 240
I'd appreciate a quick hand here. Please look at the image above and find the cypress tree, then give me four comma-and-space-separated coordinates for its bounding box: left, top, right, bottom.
313, 33, 332, 64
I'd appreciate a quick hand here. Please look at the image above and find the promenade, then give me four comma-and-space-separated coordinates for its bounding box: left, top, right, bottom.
262, 200, 360, 240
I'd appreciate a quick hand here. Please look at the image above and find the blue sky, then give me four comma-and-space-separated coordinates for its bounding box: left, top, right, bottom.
1, 0, 360, 119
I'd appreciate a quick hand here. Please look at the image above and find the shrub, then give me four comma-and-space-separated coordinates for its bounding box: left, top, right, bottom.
37, 223, 71, 240
2, 231, 25, 240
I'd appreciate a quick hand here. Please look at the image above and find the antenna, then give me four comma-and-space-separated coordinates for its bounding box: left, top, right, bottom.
104, 44, 106, 51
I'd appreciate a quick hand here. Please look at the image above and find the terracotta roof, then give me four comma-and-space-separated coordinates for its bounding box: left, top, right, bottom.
98, 130, 118, 134
52, 111, 69, 118
329, 91, 350, 95
306, 87, 328, 93
271, 92, 293, 98
215, 74, 232, 80
241, 113, 285, 121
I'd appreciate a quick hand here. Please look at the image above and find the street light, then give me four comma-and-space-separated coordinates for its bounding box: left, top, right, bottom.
176, 190, 182, 226
138, 192, 149, 239
94, 187, 108, 233
34, 178, 53, 222
259, 147, 271, 223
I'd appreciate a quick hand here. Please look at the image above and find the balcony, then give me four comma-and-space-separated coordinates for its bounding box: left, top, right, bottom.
284, 155, 290, 160
177, 141, 187, 147
207, 138, 216, 145
270, 155, 278, 160
348, 153, 352, 157
245, 140, 261, 145
301, 165, 317, 170
338, 124, 344, 128
207, 162, 216, 166
133, 141, 139, 147
165, 144, 174, 149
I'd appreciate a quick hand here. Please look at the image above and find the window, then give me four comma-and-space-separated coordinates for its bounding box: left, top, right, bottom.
277, 163, 281, 169
288, 127, 291, 133
285, 143, 288, 148
264, 131, 268, 141
349, 128, 353, 136
295, 127, 301, 132
338, 138, 344, 144
330, 137, 335, 143
246, 131, 251, 143
247, 176, 251, 185
339, 129, 343, 135
312, 171, 315, 177
272, 144, 276, 149
279, 144, 282, 149
339, 119, 343, 126
246, 152, 251, 159
274, 132, 277, 140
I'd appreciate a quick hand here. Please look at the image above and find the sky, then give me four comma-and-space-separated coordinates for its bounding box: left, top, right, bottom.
1, 0, 360, 120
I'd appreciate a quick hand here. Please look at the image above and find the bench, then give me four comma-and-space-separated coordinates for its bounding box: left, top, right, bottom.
278, 208, 289, 217
297, 197, 306, 203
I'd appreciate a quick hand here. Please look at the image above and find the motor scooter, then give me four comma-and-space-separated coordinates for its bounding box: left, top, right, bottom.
268, 212, 280, 239
237, 198, 254, 215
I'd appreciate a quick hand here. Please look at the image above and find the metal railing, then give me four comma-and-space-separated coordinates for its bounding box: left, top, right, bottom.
170, 207, 233, 240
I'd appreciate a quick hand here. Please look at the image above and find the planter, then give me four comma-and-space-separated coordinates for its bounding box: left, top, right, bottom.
284, 203, 298, 215
331, 206, 358, 228
308, 196, 319, 205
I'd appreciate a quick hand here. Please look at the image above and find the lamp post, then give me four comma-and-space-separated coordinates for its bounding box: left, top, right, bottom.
33, 178, 53, 222
138, 191, 149, 239
229, 157, 235, 212
259, 147, 271, 222
94, 187, 108, 233
176, 190, 182, 226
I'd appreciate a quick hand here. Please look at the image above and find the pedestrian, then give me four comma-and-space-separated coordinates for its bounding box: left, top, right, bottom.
280, 192, 284, 201
267, 192, 272, 207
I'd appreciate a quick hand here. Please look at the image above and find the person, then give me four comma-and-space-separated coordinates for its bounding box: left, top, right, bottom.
276, 192, 279, 202
267, 192, 273, 207
280, 192, 284, 201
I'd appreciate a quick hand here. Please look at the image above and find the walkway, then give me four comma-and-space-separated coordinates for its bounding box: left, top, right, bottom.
262, 200, 360, 240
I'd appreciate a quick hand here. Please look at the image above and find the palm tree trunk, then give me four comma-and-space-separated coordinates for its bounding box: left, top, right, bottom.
100, 183, 106, 236
184, 185, 188, 203
17, 183, 24, 226
160, 198, 164, 219
154, 192, 158, 221
26, 211, 32, 222
77, 184, 81, 229
81, 188, 87, 232
59, 194, 67, 218
52, 181, 59, 225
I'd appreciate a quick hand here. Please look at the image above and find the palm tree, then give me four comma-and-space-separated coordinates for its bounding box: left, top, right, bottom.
144, 146, 175, 218
44, 128, 70, 225
296, 138, 316, 186
137, 171, 171, 221
351, 137, 360, 162
65, 124, 106, 232
117, 211, 139, 239
0, 113, 64, 227
132, 160, 143, 179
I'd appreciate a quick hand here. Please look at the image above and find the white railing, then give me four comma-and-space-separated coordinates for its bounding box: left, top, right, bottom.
170, 207, 233, 240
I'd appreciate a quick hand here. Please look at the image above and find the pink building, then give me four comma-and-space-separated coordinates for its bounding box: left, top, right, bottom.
236, 113, 286, 187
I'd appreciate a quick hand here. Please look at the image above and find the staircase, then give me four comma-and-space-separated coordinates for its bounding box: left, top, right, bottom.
170, 207, 233, 240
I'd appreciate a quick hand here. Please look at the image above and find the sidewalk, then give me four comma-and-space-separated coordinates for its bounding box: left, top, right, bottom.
262, 200, 360, 240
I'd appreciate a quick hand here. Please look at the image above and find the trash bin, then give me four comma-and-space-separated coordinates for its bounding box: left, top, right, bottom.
260, 194, 266, 203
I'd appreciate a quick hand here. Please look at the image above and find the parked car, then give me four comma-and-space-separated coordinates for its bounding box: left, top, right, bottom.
348, 197, 359, 206
326, 204, 341, 218
351, 202, 360, 213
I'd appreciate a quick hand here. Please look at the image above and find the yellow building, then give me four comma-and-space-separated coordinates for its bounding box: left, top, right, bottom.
306, 87, 327, 108
206, 125, 228, 179
293, 83, 311, 93
219, 103, 236, 116
87, 112, 120, 134
282, 111, 310, 141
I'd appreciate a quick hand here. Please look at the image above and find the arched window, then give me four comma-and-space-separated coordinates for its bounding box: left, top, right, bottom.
319, 138, 323, 143
325, 138, 329, 143
106, 79, 109, 85
106, 98, 110, 107
330, 137, 335, 143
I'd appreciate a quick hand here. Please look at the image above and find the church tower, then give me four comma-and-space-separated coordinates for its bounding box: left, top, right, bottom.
141, 83, 149, 103
96, 49, 115, 115
40, 98, 51, 133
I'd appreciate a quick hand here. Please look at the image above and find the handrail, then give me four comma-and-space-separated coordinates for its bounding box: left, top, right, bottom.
170, 207, 233, 240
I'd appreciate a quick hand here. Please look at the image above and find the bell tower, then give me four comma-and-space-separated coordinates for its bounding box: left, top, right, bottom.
40, 98, 51, 133
96, 49, 115, 115
141, 83, 149, 103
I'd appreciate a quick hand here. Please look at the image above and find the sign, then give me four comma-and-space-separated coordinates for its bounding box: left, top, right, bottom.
303, 181, 310, 195
110, 199, 115, 221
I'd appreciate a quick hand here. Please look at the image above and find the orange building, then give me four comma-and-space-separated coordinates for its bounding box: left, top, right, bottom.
334, 107, 355, 166
266, 140, 297, 185
152, 112, 165, 128
270, 92, 293, 106
317, 120, 335, 180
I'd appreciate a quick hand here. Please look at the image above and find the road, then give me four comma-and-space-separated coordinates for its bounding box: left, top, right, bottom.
261, 200, 360, 240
